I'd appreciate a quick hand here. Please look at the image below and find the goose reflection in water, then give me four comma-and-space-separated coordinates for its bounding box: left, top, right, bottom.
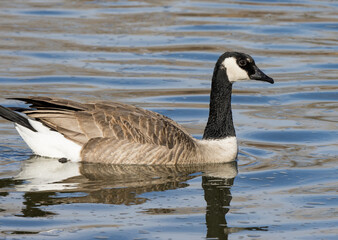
1, 156, 247, 239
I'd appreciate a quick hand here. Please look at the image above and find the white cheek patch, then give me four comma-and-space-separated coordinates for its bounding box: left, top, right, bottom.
222, 57, 250, 83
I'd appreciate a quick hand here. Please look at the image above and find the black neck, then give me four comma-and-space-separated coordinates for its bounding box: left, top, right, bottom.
203, 66, 235, 140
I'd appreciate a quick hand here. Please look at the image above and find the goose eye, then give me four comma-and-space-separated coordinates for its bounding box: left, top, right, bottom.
238, 59, 247, 67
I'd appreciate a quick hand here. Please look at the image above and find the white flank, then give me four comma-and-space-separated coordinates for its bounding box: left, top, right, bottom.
15, 119, 82, 161
197, 136, 238, 163
222, 57, 250, 83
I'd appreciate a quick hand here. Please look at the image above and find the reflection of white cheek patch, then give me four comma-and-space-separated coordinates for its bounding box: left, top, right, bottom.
222, 57, 250, 83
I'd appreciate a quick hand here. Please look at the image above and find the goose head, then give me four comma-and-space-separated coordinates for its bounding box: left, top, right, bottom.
204, 52, 274, 140
214, 52, 274, 84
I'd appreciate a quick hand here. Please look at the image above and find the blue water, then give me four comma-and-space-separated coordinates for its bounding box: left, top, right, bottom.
0, 0, 337, 239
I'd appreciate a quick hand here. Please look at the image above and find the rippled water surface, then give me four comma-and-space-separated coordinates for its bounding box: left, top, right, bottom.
0, 0, 337, 239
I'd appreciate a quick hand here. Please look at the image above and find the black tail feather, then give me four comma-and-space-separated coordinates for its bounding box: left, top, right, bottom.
0, 105, 37, 132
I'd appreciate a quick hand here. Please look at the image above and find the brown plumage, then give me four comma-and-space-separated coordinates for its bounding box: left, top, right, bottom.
13, 96, 199, 164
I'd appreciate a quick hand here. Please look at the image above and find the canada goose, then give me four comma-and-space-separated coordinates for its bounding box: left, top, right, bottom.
0, 52, 273, 165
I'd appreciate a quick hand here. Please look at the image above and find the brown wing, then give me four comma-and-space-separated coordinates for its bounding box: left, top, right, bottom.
11, 97, 196, 150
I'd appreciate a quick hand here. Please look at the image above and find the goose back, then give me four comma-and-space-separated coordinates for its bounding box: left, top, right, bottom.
13, 97, 199, 164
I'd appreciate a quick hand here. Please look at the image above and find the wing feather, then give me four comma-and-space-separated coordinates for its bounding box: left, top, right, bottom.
13, 97, 196, 151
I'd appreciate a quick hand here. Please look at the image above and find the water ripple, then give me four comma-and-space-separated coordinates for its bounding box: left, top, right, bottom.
0, 0, 337, 239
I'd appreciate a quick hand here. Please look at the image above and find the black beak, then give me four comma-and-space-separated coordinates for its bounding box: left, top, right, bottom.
250, 65, 274, 84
